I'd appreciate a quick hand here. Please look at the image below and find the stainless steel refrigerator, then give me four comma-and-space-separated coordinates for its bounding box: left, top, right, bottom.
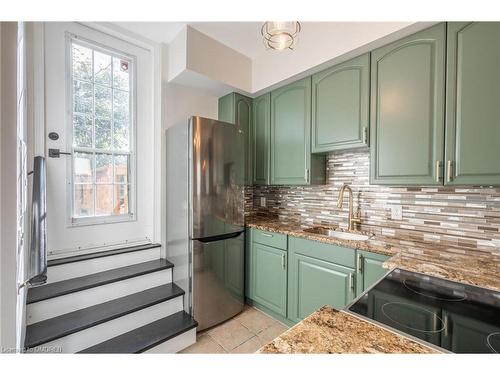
166, 116, 245, 331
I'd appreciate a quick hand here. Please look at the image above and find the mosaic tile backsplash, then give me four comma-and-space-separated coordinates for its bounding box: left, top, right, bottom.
246, 150, 500, 258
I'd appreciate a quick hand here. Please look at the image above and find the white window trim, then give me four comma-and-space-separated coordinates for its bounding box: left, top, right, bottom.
65, 32, 137, 227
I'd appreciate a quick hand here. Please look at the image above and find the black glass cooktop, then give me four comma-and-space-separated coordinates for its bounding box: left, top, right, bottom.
348, 268, 500, 353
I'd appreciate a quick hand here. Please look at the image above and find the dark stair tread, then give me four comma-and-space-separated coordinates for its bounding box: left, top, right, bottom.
24, 283, 184, 349
48, 243, 162, 267
27, 259, 174, 304
79, 311, 198, 353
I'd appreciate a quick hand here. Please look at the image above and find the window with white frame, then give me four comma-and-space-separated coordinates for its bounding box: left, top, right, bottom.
70, 37, 135, 223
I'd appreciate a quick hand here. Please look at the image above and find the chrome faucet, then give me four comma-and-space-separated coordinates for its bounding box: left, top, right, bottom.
337, 184, 361, 231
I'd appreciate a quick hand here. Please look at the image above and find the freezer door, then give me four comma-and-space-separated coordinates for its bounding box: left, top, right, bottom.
192, 232, 244, 331
190, 116, 245, 240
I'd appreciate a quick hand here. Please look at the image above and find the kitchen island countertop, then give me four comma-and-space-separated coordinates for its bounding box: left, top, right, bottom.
258, 306, 439, 354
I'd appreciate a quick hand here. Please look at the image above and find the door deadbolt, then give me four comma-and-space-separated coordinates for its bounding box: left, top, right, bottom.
48, 132, 59, 141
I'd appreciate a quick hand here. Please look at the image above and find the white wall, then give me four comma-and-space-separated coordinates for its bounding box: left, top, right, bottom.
1, 21, 18, 352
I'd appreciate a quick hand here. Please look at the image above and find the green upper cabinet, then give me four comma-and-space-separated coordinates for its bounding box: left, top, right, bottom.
445, 22, 500, 186
355, 250, 389, 296
252, 93, 271, 185
218, 92, 253, 184
312, 53, 370, 153
270, 77, 325, 185
370, 23, 446, 185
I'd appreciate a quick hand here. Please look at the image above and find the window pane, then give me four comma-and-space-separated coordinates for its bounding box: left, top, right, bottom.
74, 152, 94, 183
113, 117, 129, 151
95, 185, 113, 216
72, 44, 92, 82
95, 118, 112, 149
73, 114, 92, 148
96, 153, 113, 183
74, 184, 94, 217
114, 155, 129, 183
113, 57, 130, 91
94, 51, 112, 86
95, 84, 112, 119
114, 184, 129, 214
73, 80, 93, 114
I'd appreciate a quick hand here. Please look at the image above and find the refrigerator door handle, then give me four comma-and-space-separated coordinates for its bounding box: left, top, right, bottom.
194, 230, 244, 243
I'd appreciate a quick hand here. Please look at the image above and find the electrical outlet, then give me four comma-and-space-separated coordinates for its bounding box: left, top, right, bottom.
260, 197, 266, 207
391, 205, 403, 220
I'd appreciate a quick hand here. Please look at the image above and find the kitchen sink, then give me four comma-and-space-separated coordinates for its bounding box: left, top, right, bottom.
303, 227, 371, 241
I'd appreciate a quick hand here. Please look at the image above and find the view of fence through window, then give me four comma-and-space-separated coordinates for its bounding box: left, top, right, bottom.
71, 39, 133, 220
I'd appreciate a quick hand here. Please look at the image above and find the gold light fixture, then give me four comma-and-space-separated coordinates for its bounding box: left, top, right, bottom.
261, 21, 301, 51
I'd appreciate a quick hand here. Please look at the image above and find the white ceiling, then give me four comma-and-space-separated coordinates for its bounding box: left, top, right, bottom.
113, 21, 291, 59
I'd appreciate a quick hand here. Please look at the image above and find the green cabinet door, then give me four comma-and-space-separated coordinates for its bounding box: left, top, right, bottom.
370, 23, 446, 185
218, 92, 253, 184
288, 252, 355, 323
445, 22, 500, 186
355, 250, 389, 296
251, 242, 287, 316
312, 53, 370, 153
270, 77, 325, 185
252, 93, 271, 184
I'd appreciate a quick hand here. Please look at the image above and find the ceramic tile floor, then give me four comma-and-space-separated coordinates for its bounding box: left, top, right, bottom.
180, 305, 289, 354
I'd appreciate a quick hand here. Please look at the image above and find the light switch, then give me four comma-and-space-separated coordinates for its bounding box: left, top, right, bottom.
391, 205, 403, 220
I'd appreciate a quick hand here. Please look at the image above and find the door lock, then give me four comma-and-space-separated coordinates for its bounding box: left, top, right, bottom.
48, 148, 72, 158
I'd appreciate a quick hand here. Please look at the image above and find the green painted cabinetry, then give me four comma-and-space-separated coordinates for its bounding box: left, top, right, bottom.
445, 22, 500, 185
370, 23, 446, 185
270, 77, 325, 185
218, 92, 253, 184
287, 237, 356, 323
355, 249, 389, 296
312, 53, 370, 153
250, 242, 287, 316
252, 93, 271, 184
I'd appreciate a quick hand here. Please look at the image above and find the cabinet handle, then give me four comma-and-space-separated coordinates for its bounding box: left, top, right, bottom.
447, 160, 454, 182
357, 254, 363, 273
261, 233, 273, 238
362, 127, 368, 145
305, 168, 310, 183
443, 314, 449, 337
349, 273, 355, 291
281, 253, 286, 269
435, 160, 442, 183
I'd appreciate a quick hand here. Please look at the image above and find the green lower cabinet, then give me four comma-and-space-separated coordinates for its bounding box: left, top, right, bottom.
288, 253, 355, 323
355, 250, 390, 296
251, 242, 287, 316
445, 22, 500, 185
287, 237, 356, 323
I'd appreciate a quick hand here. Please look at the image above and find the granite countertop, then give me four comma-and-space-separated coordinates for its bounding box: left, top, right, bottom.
245, 216, 398, 257
246, 215, 500, 293
258, 306, 439, 354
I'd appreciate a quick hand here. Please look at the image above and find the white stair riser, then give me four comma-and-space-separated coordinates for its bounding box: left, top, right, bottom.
30, 296, 184, 353
144, 328, 196, 353
27, 269, 173, 324
47, 247, 161, 283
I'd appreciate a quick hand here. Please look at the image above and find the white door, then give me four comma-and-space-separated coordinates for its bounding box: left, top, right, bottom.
44, 23, 155, 257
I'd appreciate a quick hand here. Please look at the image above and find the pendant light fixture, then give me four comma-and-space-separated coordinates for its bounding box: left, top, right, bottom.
261, 21, 301, 51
